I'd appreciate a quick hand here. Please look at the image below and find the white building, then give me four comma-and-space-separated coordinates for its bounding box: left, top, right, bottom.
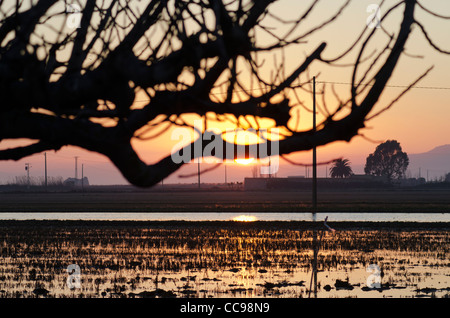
63, 177, 89, 187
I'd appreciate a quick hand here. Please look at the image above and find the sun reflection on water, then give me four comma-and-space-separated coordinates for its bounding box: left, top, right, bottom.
232, 215, 258, 222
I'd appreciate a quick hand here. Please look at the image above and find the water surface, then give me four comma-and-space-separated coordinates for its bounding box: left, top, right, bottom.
0, 212, 448, 222
0, 222, 448, 298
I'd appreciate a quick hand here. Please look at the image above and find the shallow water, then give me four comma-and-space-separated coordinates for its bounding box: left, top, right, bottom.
0, 212, 448, 222
0, 222, 448, 298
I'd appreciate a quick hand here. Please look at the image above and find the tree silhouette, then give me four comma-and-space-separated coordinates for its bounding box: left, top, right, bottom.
445, 173, 450, 183
0, 1, 448, 187
364, 140, 409, 180
330, 158, 353, 178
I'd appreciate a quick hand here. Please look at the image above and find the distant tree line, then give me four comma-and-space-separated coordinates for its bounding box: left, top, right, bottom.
6, 176, 63, 187
331, 140, 450, 185
331, 140, 409, 182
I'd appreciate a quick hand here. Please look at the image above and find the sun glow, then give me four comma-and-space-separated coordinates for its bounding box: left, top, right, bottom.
234, 158, 255, 165
232, 215, 258, 222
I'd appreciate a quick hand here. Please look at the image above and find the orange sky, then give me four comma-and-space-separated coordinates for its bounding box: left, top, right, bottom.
1, 0, 449, 185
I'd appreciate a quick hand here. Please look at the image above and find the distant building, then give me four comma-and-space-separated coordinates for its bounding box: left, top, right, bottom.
63, 177, 89, 187
244, 174, 389, 191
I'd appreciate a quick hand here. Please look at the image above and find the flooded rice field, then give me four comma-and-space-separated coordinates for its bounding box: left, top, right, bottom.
0, 220, 448, 298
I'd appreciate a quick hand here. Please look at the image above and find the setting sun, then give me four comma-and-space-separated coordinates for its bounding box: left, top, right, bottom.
234, 158, 255, 165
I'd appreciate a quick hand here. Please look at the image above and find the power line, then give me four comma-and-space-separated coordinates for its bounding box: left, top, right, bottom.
44, 152, 47, 189
131, 81, 450, 104
24, 163, 31, 189
315, 81, 450, 90
74, 156, 79, 179
48, 153, 107, 164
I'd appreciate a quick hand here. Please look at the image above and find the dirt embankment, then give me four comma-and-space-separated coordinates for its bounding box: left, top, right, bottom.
0, 189, 449, 212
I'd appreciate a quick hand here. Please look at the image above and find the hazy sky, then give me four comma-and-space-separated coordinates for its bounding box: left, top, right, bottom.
1, 0, 449, 185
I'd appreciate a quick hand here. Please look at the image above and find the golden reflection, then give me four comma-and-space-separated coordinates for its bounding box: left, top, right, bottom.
232, 215, 258, 222
0, 224, 447, 298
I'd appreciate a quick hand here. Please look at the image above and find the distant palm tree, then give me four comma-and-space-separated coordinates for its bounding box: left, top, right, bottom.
330, 159, 353, 178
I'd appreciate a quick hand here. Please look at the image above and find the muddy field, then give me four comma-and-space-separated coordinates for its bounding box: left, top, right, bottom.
0, 221, 448, 298
1, 189, 450, 212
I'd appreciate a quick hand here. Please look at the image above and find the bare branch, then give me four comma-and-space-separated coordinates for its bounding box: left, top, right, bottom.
0, 0, 447, 187
0, 141, 61, 161
414, 21, 450, 54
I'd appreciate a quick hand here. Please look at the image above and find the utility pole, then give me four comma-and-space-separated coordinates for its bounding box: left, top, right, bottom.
197, 115, 207, 189
44, 152, 48, 189
312, 76, 317, 214
81, 164, 84, 192
197, 159, 201, 188
74, 156, 79, 179
312, 76, 318, 298
25, 163, 31, 189
224, 164, 227, 185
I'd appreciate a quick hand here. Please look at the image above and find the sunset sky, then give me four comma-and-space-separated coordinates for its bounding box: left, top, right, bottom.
0, 0, 449, 185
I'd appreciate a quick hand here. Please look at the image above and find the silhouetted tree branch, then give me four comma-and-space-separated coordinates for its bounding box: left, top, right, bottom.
0, 0, 448, 186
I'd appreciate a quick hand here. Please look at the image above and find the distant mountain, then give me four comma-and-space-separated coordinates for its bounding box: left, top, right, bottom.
424, 144, 450, 154
407, 144, 450, 180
